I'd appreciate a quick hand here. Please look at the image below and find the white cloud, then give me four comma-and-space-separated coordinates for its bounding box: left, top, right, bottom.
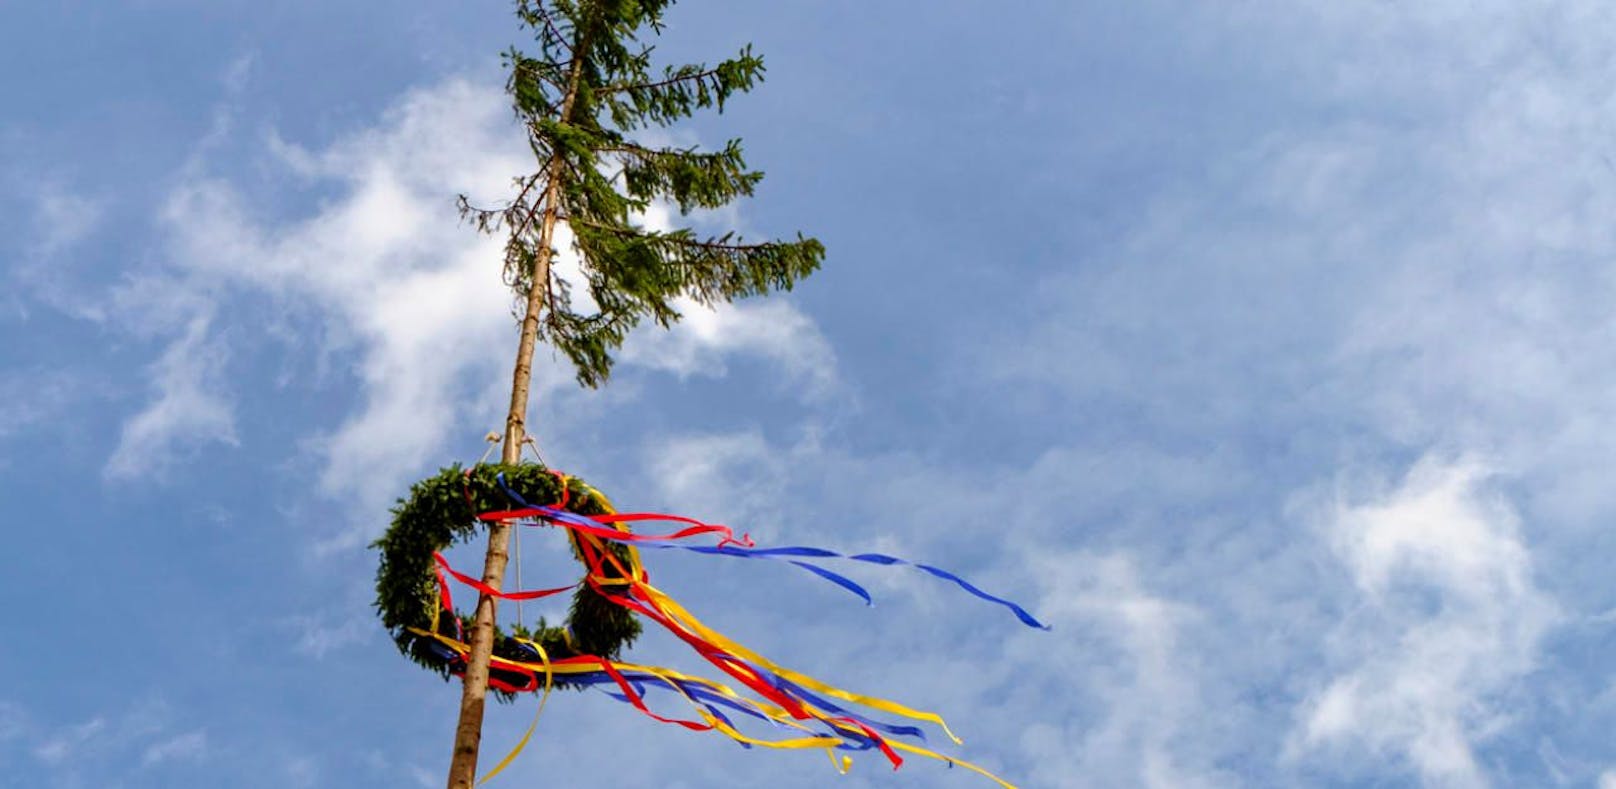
1293, 456, 1559, 787
6, 183, 106, 323
141, 79, 525, 505
630, 425, 1233, 788
1016, 553, 1227, 789
0, 369, 81, 448
285, 611, 374, 659
612, 199, 838, 399
105, 313, 237, 480
123, 77, 835, 526
30, 186, 102, 261
644, 428, 788, 528
58, 6, 1616, 787
0, 701, 22, 743
34, 717, 106, 765
973, 12, 1616, 783
141, 729, 207, 768
622, 297, 837, 399
5, 697, 214, 783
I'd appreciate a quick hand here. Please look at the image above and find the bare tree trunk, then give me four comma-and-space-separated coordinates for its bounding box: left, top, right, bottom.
443, 181, 561, 789
444, 24, 589, 788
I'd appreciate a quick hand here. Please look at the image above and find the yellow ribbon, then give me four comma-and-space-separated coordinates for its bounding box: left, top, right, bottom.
887, 741, 1020, 789
410, 628, 848, 752
562, 481, 964, 747
416, 475, 1016, 787
475, 637, 553, 785
631, 579, 965, 743
405, 627, 1017, 788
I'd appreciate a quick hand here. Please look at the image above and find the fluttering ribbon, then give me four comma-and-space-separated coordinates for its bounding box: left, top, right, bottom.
474, 636, 552, 786
434, 552, 577, 601
487, 474, 1049, 630
431, 470, 1036, 788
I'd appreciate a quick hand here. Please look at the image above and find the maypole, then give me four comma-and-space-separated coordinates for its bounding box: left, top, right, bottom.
371, 3, 1047, 787
445, 17, 591, 787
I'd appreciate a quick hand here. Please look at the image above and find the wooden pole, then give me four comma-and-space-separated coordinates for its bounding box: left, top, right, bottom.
444, 23, 588, 787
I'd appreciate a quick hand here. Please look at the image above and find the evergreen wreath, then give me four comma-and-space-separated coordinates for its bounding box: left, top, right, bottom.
374, 460, 1048, 787
372, 463, 641, 696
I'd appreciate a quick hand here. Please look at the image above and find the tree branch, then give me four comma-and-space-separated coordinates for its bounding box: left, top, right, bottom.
571, 218, 779, 252
535, 5, 573, 56
604, 65, 724, 95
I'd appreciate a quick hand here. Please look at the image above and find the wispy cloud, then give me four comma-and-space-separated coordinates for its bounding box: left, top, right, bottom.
34, 716, 107, 765
1292, 457, 1559, 787
29, 186, 102, 261
1017, 553, 1227, 789
140, 729, 207, 768
123, 78, 836, 539
9, 697, 208, 784
0, 701, 23, 743
622, 297, 838, 400
105, 312, 238, 480
6, 183, 106, 322
644, 428, 790, 527
284, 611, 374, 659
0, 368, 82, 448
22, 3, 1616, 786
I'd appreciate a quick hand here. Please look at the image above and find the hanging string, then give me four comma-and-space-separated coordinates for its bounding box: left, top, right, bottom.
513, 434, 546, 629
521, 435, 546, 468
473, 431, 517, 624
475, 431, 502, 465
514, 499, 523, 629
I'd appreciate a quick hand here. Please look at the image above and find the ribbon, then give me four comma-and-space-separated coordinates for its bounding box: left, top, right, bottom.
508, 502, 1046, 627
433, 552, 576, 602
421, 469, 1032, 787
487, 474, 1047, 629
475, 637, 553, 785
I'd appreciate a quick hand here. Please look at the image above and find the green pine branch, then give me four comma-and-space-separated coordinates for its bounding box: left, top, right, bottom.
602, 49, 765, 129
605, 138, 763, 212
473, 0, 824, 388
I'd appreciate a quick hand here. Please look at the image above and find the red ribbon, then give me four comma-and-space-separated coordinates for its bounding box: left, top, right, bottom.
477, 507, 754, 549
433, 552, 577, 601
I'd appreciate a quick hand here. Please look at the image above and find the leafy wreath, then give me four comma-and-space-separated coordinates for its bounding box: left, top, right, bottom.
374, 460, 1049, 787
372, 463, 640, 696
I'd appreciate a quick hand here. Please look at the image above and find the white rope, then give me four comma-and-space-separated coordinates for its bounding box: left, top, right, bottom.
514, 503, 524, 629
522, 435, 547, 469
514, 436, 548, 629
473, 431, 522, 627
474, 430, 548, 630
475, 431, 500, 466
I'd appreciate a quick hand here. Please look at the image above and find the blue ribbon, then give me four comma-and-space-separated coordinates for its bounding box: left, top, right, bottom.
493, 474, 1048, 629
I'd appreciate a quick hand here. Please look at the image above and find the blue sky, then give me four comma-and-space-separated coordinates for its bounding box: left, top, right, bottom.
5, 2, 1616, 787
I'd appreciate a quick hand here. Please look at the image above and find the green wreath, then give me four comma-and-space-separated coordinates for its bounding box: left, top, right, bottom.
372, 464, 641, 696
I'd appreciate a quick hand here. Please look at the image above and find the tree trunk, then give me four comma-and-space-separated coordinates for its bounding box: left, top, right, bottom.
443, 179, 562, 789
444, 24, 589, 788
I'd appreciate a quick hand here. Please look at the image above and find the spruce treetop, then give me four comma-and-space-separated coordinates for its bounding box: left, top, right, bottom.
461, 0, 825, 387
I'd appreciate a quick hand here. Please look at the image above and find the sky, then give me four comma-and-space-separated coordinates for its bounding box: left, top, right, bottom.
4, 1, 1616, 787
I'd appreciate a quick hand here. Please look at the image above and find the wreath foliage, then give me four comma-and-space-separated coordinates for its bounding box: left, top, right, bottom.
372, 463, 641, 695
